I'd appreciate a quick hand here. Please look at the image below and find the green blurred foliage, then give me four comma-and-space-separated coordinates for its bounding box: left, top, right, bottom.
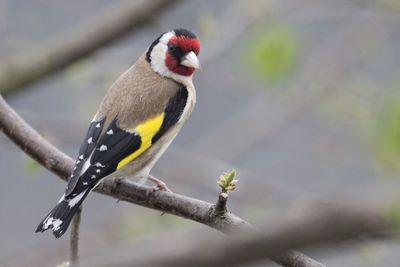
56, 262, 70, 267
317, 78, 400, 174
320, 78, 378, 132
64, 59, 94, 88
372, 87, 400, 171
24, 157, 41, 175
319, 78, 400, 173
358, 241, 387, 267
247, 24, 298, 83
387, 200, 400, 230
196, 10, 216, 41
64, 59, 112, 117
117, 213, 194, 241
380, 0, 400, 12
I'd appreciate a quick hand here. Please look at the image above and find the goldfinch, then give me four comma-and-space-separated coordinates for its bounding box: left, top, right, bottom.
36, 28, 201, 238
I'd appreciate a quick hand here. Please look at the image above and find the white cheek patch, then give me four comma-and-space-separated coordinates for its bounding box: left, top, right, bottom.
150, 42, 168, 76
149, 31, 194, 87
160, 31, 175, 44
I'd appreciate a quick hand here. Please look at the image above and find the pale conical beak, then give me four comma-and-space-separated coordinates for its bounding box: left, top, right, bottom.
180, 51, 201, 69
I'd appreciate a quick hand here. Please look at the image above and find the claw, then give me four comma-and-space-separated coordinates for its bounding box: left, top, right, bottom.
148, 175, 172, 192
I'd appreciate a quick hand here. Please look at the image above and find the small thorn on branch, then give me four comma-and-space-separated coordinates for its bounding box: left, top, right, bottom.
215, 170, 238, 215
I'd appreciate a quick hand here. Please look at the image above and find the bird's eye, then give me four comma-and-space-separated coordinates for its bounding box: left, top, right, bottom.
168, 44, 177, 52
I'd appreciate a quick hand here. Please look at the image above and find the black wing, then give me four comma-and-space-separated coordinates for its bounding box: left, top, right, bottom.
65, 85, 189, 198
65, 117, 106, 196
152, 84, 188, 143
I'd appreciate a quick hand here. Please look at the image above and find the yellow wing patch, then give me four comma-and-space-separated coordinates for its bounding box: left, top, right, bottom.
116, 113, 165, 170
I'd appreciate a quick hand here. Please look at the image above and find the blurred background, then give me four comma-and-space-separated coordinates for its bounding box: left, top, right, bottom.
1, 0, 400, 266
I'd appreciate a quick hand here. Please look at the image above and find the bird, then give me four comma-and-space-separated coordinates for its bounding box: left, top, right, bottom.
35, 28, 201, 238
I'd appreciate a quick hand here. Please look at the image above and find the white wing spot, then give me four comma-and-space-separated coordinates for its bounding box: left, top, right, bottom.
99, 145, 107, 151
95, 169, 101, 173
95, 162, 105, 168
83, 182, 88, 185
79, 155, 84, 160
91, 175, 96, 179
76, 160, 80, 164
96, 123, 101, 128
88, 137, 93, 144
106, 129, 114, 135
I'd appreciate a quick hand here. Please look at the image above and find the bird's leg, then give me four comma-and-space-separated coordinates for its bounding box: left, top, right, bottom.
147, 175, 172, 192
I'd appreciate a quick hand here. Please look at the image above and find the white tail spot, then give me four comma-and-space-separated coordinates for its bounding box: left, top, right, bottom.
68, 190, 86, 208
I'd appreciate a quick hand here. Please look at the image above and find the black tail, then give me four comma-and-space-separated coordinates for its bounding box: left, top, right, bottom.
35, 191, 88, 238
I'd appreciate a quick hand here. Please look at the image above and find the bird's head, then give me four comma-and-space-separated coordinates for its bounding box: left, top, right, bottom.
146, 29, 201, 84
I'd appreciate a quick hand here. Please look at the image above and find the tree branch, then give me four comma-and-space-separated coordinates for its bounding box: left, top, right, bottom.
82, 204, 396, 267
0, 94, 323, 267
69, 207, 82, 267
0, 0, 180, 95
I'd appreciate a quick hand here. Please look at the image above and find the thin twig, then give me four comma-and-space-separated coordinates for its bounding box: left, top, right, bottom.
214, 192, 228, 215
70, 207, 82, 267
214, 170, 237, 216
0, 0, 180, 95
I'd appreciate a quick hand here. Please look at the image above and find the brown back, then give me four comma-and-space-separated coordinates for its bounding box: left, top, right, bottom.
95, 54, 181, 130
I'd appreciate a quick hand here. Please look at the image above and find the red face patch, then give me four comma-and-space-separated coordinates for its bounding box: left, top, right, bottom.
165, 36, 201, 76
169, 36, 200, 55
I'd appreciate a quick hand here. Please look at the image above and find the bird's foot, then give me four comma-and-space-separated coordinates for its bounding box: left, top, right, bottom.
147, 175, 172, 193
